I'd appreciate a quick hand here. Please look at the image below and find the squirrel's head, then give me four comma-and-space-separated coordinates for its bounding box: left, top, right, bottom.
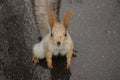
47, 9, 72, 46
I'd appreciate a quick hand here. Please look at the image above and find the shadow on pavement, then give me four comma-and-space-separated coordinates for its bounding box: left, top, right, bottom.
51, 56, 71, 80
37, 56, 71, 80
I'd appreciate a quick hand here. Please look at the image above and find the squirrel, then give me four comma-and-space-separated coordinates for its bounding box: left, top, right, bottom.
33, 0, 76, 69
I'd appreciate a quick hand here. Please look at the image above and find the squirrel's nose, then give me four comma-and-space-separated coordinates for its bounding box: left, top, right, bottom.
57, 41, 61, 46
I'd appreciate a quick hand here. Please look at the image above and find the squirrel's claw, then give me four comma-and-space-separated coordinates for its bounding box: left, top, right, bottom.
47, 62, 53, 69
32, 56, 39, 64
73, 48, 77, 53
73, 48, 77, 57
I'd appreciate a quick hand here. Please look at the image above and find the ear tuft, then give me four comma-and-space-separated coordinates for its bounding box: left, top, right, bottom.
46, 9, 55, 29
63, 9, 72, 29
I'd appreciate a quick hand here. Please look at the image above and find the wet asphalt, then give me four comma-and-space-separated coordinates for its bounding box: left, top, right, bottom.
0, 0, 120, 80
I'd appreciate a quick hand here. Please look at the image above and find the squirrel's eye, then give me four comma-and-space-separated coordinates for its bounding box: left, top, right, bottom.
64, 32, 67, 37
51, 33, 53, 37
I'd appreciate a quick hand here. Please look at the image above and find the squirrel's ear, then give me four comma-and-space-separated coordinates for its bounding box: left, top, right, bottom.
46, 9, 55, 29
63, 9, 72, 29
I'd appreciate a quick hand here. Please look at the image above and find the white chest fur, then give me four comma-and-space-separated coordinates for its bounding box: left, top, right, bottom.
48, 40, 73, 56
33, 33, 73, 59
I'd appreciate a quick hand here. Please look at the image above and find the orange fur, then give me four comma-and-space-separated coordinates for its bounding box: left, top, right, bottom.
45, 49, 53, 69
63, 9, 72, 29
66, 49, 73, 69
46, 9, 56, 29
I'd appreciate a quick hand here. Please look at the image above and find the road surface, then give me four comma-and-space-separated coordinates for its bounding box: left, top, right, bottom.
0, 0, 120, 80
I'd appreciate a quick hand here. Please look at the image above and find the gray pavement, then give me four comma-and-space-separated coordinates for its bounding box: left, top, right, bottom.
0, 0, 120, 80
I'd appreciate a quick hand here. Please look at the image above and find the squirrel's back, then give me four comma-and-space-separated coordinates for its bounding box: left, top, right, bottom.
33, 0, 61, 37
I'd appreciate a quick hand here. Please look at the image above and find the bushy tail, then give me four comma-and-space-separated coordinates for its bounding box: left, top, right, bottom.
33, 0, 61, 38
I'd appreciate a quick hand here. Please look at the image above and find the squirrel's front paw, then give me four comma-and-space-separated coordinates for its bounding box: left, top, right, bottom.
67, 61, 71, 69
32, 56, 39, 64
47, 62, 53, 69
